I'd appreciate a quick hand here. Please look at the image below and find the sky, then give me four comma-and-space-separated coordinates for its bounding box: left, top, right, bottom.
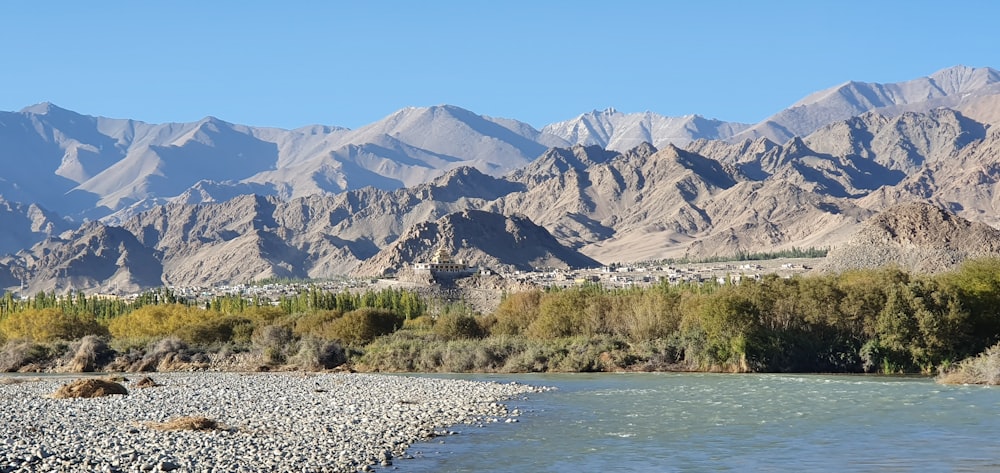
2, 1, 998, 130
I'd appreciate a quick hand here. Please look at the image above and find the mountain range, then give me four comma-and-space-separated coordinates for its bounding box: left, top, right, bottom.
2, 65, 1000, 293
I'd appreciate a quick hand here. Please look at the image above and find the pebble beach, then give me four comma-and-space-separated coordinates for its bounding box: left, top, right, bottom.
0, 372, 547, 472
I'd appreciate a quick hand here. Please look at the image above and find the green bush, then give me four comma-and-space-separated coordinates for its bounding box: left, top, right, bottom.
292, 310, 344, 339
492, 291, 542, 335
326, 308, 403, 346
433, 313, 485, 341
175, 316, 254, 346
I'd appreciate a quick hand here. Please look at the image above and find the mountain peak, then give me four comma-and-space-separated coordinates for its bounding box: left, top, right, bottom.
625, 141, 658, 159
927, 64, 1000, 92
930, 64, 999, 79
20, 102, 71, 116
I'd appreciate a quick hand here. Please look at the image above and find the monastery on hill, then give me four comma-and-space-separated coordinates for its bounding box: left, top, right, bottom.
413, 246, 474, 275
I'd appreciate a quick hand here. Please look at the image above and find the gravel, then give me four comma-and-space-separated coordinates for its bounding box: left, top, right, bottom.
0, 373, 547, 472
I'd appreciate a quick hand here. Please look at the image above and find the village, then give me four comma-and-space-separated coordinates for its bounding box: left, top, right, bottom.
502, 258, 820, 289
163, 254, 819, 306
31, 247, 822, 310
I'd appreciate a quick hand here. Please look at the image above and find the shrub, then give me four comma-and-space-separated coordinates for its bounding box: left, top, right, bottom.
492, 291, 542, 335
526, 291, 588, 339
108, 304, 226, 343
253, 325, 294, 365
355, 331, 432, 371
66, 335, 114, 372
554, 336, 632, 372
292, 310, 344, 339
326, 308, 403, 346
134, 376, 160, 388
242, 307, 288, 325
403, 315, 435, 331
291, 337, 347, 370
433, 313, 485, 341
174, 315, 254, 346
0, 340, 55, 372
938, 342, 1000, 385
133, 337, 193, 372
502, 341, 560, 372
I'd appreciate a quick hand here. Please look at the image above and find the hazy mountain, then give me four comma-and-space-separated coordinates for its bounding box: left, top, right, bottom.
493, 143, 742, 261
733, 65, 1000, 143
0, 197, 70, 256
686, 108, 985, 200
13, 103, 995, 290
802, 108, 986, 174
105, 167, 529, 287
542, 107, 751, 151
335, 105, 554, 173
684, 180, 873, 259
4, 65, 997, 223
0, 104, 554, 220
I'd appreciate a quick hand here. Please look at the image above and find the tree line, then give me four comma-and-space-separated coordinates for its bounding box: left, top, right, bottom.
2, 259, 1000, 374
485, 259, 1000, 373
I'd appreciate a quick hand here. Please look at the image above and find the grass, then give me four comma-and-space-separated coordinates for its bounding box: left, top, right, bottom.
51, 379, 128, 398
937, 342, 1000, 385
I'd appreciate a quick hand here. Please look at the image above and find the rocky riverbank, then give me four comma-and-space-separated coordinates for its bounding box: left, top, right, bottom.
0, 372, 548, 472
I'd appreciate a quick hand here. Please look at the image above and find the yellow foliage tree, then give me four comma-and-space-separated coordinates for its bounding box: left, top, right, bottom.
0, 308, 106, 342
107, 304, 235, 344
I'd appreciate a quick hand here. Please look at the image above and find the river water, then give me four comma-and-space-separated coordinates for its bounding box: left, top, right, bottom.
400, 373, 1000, 472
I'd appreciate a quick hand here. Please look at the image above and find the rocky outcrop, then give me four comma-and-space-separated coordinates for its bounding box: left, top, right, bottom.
825, 202, 1000, 273
354, 210, 602, 277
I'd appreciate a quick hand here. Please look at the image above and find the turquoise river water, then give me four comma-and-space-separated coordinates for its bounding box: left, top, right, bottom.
400, 373, 1000, 472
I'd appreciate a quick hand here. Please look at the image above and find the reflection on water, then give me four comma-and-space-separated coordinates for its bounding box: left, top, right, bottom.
400, 373, 1000, 472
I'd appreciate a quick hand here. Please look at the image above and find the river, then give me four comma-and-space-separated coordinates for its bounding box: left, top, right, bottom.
400, 373, 1000, 472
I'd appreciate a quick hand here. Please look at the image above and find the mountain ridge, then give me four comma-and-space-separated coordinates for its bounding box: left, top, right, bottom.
2, 66, 1000, 291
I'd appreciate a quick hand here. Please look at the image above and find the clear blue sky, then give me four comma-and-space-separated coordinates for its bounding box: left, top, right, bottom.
2, 1, 997, 130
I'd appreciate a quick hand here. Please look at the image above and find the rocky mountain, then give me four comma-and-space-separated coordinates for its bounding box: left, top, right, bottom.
8, 222, 163, 294
860, 117, 1000, 223
1, 66, 1000, 291
102, 167, 530, 286
825, 202, 1000, 273
353, 210, 601, 276
495, 143, 740, 259
5, 104, 998, 290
